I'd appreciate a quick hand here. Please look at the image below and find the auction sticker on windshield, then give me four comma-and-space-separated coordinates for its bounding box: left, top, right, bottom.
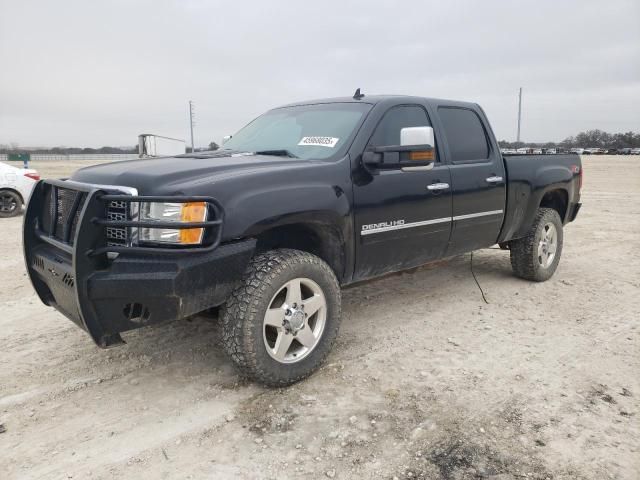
298, 136, 339, 148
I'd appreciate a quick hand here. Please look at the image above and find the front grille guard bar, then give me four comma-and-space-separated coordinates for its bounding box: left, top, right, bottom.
32, 179, 225, 257
27, 179, 225, 348
33, 178, 93, 256
90, 194, 225, 256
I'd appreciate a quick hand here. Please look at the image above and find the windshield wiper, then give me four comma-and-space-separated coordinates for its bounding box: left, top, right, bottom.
254, 149, 298, 158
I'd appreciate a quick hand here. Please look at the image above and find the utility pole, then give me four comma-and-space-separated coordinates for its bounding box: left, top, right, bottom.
188, 100, 195, 152
516, 87, 522, 143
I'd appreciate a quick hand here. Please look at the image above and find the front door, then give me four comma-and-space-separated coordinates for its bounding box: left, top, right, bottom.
353, 104, 452, 280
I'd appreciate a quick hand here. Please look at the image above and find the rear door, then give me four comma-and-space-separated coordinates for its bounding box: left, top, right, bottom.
353, 104, 452, 280
436, 106, 506, 255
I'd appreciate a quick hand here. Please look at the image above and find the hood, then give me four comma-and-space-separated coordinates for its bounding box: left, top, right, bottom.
70, 151, 311, 194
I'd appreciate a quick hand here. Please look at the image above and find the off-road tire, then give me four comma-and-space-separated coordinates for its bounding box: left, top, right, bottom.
510, 207, 563, 282
221, 249, 341, 387
0, 190, 22, 218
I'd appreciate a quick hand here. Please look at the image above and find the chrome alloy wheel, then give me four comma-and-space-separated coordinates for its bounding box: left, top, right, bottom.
0, 193, 18, 214
263, 277, 327, 364
537, 222, 557, 268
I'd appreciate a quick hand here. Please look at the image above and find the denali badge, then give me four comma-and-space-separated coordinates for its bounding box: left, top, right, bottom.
361, 220, 405, 233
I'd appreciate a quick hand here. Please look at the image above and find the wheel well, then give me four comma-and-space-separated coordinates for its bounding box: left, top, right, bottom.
539, 189, 568, 221
0, 188, 24, 204
255, 223, 345, 280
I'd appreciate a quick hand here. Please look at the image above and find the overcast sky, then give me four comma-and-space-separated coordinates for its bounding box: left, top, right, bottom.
1, 0, 639, 148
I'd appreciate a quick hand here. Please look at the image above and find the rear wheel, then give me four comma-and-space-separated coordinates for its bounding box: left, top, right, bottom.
0, 190, 22, 218
509, 207, 563, 282
221, 249, 341, 386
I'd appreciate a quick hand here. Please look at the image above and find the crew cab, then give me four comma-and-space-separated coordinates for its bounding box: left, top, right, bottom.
23, 93, 582, 386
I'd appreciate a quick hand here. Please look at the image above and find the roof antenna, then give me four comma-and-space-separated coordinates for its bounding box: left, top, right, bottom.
353, 88, 364, 100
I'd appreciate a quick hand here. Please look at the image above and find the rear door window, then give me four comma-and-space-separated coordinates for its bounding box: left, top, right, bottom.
438, 107, 489, 162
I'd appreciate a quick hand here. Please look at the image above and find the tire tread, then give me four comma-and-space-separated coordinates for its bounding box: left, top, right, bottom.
221, 249, 340, 387
509, 207, 563, 282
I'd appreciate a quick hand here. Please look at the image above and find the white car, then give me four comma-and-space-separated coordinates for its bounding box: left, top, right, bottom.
0, 162, 40, 217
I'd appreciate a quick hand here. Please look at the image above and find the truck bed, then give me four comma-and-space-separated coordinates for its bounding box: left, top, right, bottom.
499, 153, 582, 242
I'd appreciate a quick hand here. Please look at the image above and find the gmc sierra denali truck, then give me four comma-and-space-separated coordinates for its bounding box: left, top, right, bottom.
23, 93, 582, 386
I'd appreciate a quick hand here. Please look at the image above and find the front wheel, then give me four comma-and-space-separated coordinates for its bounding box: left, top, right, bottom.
221, 249, 341, 387
0, 190, 22, 218
509, 207, 564, 282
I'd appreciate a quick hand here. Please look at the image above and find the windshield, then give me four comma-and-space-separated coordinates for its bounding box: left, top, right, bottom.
222, 103, 371, 160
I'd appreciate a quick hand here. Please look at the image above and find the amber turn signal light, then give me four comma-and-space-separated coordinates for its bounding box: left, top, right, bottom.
179, 202, 207, 244
408, 150, 435, 161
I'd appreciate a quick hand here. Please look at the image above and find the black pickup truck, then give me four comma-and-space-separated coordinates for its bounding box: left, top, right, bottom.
23, 93, 582, 386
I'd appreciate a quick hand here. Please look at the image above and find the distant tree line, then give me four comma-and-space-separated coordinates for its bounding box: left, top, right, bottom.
0, 144, 138, 154
499, 130, 640, 149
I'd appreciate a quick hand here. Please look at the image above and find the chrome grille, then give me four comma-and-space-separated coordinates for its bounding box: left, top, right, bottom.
105, 200, 129, 246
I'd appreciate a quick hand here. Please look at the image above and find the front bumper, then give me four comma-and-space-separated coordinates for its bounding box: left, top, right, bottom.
24, 179, 255, 347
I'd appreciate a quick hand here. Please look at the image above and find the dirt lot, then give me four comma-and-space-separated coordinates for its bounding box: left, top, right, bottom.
1, 156, 638, 479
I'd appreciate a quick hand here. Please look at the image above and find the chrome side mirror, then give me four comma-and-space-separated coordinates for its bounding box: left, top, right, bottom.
400, 126, 434, 147
362, 126, 436, 172
399, 126, 435, 172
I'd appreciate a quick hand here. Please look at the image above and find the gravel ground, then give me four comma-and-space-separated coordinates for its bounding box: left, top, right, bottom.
1, 156, 638, 479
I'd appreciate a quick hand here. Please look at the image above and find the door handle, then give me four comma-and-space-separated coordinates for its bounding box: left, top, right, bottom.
427, 183, 450, 191
485, 176, 503, 184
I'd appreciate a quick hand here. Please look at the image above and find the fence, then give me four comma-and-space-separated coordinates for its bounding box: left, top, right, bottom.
0, 153, 139, 162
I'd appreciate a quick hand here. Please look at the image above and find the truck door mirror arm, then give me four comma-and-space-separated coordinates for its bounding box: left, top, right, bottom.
362, 126, 436, 171
362, 144, 435, 170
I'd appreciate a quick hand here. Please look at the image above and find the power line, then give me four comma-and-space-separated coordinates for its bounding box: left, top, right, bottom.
470, 252, 489, 305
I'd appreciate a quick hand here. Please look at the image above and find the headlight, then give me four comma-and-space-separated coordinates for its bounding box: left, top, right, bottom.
139, 202, 207, 245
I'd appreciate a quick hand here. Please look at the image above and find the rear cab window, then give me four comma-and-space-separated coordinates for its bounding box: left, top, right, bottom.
437, 107, 490, 163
